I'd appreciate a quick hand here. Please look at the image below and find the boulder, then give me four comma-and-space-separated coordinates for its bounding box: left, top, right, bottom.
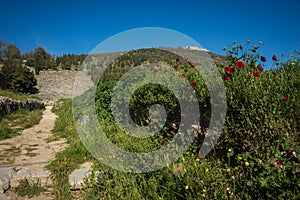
0, 168, 12, 193
69, 162, 92, 190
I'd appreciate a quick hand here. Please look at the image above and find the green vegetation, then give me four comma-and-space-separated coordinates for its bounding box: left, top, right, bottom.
0, 90, 35, 101
0, 40, 86, 93
48, 43, 299, 199
1, 63, 37, 93
0, 108, 43, 140
0, 89, 42, 101
0, 41, 37, 93
14, 178, 45, 198
46, 99, 94, 199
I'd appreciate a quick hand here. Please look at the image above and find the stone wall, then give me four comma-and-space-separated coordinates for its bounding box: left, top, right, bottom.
0, 97, 45, 121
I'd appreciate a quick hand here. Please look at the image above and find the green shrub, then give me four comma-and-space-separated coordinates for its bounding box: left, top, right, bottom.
1, 63, 37, 93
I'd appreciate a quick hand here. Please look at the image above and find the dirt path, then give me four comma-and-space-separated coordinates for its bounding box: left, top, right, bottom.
0, 70, 93, 199
0, 105, 68, 200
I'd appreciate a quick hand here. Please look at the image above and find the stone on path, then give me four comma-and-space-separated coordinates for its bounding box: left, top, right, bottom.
69, 162, 93, 190
0, 167, 12, 193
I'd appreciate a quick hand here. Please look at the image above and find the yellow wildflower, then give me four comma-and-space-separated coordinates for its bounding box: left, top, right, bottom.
226, 168, 231, 173
203, 189, 207, 193
238, 156, 242, 160
182, 156, 185, 162
185, 185, 189, 190
245, 161, 250, 167
205, 168, 209, 173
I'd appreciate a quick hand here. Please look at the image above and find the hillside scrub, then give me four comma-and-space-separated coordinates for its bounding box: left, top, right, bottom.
49, 42, 299, 199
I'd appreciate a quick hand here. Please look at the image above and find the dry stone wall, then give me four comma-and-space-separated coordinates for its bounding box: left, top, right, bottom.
0, 96, 45, 120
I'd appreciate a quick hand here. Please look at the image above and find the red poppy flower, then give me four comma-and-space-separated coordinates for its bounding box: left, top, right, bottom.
190, 82, 196, 87
261, 56, 267, 62
150, 159, 154, 164
163, 69, 169, 73
235, 61, 244, 68
179, 74, 185, 78
224, 75, 230, 81
170, 145, 175, 149
224, 67, 235, 73
188, 61, 196, 68
176, 58, 180, 62
253, 71, 261, 78
272, 55, 278, 62
278, 159, 283, 165
152, 69, 158, 73
159, 141, 164, 146
257, 65, 264, 71
184, 68, 188, 73
170, 158, 176, 163
173, 66, 179, 71
283, 96, 288, 101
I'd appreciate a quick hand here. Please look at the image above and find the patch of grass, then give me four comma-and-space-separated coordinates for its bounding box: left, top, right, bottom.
0, 89, 29, 101
29, 144, 39, 147
45, 135, 60, 143
0, 146, 20, 164
0, 89, 41, 101
0, 142, 11, 145
14, 178, 45, 198
0, 109, 44, 140
50, 99, 77, 142
25, 146, 38, 152
24, 152, 39, 157
3, 145, 20, 153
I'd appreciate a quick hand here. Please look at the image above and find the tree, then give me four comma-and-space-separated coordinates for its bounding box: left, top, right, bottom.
33, 46, 52, 74
22, 51, 35, 67
6, 44, 21, 60
0, 40, 8, 62
1, 63, 37, 93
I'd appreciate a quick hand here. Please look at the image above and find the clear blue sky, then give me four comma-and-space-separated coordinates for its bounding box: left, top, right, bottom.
1, 0, 299, 65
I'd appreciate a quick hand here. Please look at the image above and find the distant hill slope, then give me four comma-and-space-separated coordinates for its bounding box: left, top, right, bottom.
83, 47, 228, 83
34, 47, 227, 102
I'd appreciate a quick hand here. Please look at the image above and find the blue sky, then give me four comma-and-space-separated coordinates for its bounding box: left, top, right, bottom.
1, 0, 299, 66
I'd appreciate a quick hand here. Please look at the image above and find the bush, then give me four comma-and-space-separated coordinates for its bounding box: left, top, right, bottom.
218, 41, 299, 154
1, 63, 37, 93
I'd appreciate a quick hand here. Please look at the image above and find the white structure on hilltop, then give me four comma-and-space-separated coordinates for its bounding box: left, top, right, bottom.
183, 46, 209, 52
